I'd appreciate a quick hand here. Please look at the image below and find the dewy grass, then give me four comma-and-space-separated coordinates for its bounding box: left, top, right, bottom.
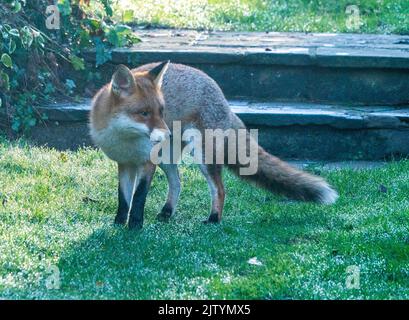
112, 0, 409, 35
0, 137, 409, 299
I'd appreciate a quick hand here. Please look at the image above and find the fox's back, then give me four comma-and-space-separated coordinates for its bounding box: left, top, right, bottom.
134, 63, 234, 131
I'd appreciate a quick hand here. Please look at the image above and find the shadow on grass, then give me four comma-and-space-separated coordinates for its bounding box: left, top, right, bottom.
55, 198, 341, 299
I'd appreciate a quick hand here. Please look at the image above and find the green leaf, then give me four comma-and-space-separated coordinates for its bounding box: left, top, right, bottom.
27, 118, 37, 127
11, 120, 20, 132
106, 25, 133, 47
86, 18, 102, 31
0, 72, 10, 90
69, 54, 85, 71
1, 53, 13, 68
35, 34, 45, 48
101, 0, 113, 16
94, 37, 112, 66
21, 26, 34, 49
8, 39, 16, 54
12, 1, 22, 13
57, 0, 72, 16
8, 28, 19, 37
65, 79, 77, 90
115, 25, 132, 33
44, 83, 55, 94
123, 10, 134, 23
106, 29, 120, 47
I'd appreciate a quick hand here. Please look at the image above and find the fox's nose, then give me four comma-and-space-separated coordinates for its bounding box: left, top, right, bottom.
150, 128, 171, 143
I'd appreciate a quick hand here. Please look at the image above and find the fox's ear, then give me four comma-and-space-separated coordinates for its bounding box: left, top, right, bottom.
111, 64, 135, 97
149, 61, 170, 89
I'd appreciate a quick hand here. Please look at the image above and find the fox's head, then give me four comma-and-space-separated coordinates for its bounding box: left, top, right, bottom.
108, 61, 171, 143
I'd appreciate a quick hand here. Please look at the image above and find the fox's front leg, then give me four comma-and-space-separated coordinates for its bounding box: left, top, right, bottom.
127, 162, 156, 230
115, 164, 138, 225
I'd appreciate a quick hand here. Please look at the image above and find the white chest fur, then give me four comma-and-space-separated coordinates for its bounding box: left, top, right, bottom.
90, 114, 152, 165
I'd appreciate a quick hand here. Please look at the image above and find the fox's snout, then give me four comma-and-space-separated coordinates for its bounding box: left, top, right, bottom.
150, 127, 171, 143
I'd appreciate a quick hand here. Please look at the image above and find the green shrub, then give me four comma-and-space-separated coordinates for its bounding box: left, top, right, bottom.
0, 0, 139, 133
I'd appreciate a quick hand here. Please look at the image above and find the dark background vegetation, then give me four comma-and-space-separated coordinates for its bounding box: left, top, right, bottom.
0, 0, 139, 134
1, 0, 408, 134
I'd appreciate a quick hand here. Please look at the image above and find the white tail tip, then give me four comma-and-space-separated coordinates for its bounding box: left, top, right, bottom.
319, 186, 339, 205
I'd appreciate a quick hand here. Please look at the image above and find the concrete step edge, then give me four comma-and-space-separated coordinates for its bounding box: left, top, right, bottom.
39, 100, 409, 130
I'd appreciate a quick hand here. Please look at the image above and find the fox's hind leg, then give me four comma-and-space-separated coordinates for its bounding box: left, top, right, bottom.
200, 164, 225, 223
157, 163, 181, 222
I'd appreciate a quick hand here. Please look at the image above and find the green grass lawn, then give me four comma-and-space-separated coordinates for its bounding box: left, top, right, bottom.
0, 137, 409, 299
112, 0, 409, 34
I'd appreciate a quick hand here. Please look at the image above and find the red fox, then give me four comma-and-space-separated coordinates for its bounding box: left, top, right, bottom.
90, 62, 338, 229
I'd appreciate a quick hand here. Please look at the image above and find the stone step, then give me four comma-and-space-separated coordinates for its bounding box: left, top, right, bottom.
29, 100, 409, 160
41, 100, 409, 129
230, 101, 409, 160
231, 101, 409, 129
83, 30, 409, 105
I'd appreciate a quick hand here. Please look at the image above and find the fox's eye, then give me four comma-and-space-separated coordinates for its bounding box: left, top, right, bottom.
140, 111, 150, 117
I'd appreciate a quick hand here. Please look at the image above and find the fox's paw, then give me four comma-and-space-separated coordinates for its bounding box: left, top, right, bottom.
203, 212, 221, 224
156, 213, 170, 222
157, 203, 173, 222
128, 217, 143, 230
114, 213, 128, 226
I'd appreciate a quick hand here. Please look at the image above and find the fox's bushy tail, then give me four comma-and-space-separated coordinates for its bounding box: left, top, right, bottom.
227, 114, 338, 204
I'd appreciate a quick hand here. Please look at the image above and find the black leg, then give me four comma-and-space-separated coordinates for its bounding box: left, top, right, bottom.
128, 178, 149, 230
206, 211, 220, 223
157, 202, 173, 222
114, 182, 129, 225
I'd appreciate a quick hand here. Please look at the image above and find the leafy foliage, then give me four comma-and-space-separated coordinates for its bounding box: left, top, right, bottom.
0, 0, 139, 133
